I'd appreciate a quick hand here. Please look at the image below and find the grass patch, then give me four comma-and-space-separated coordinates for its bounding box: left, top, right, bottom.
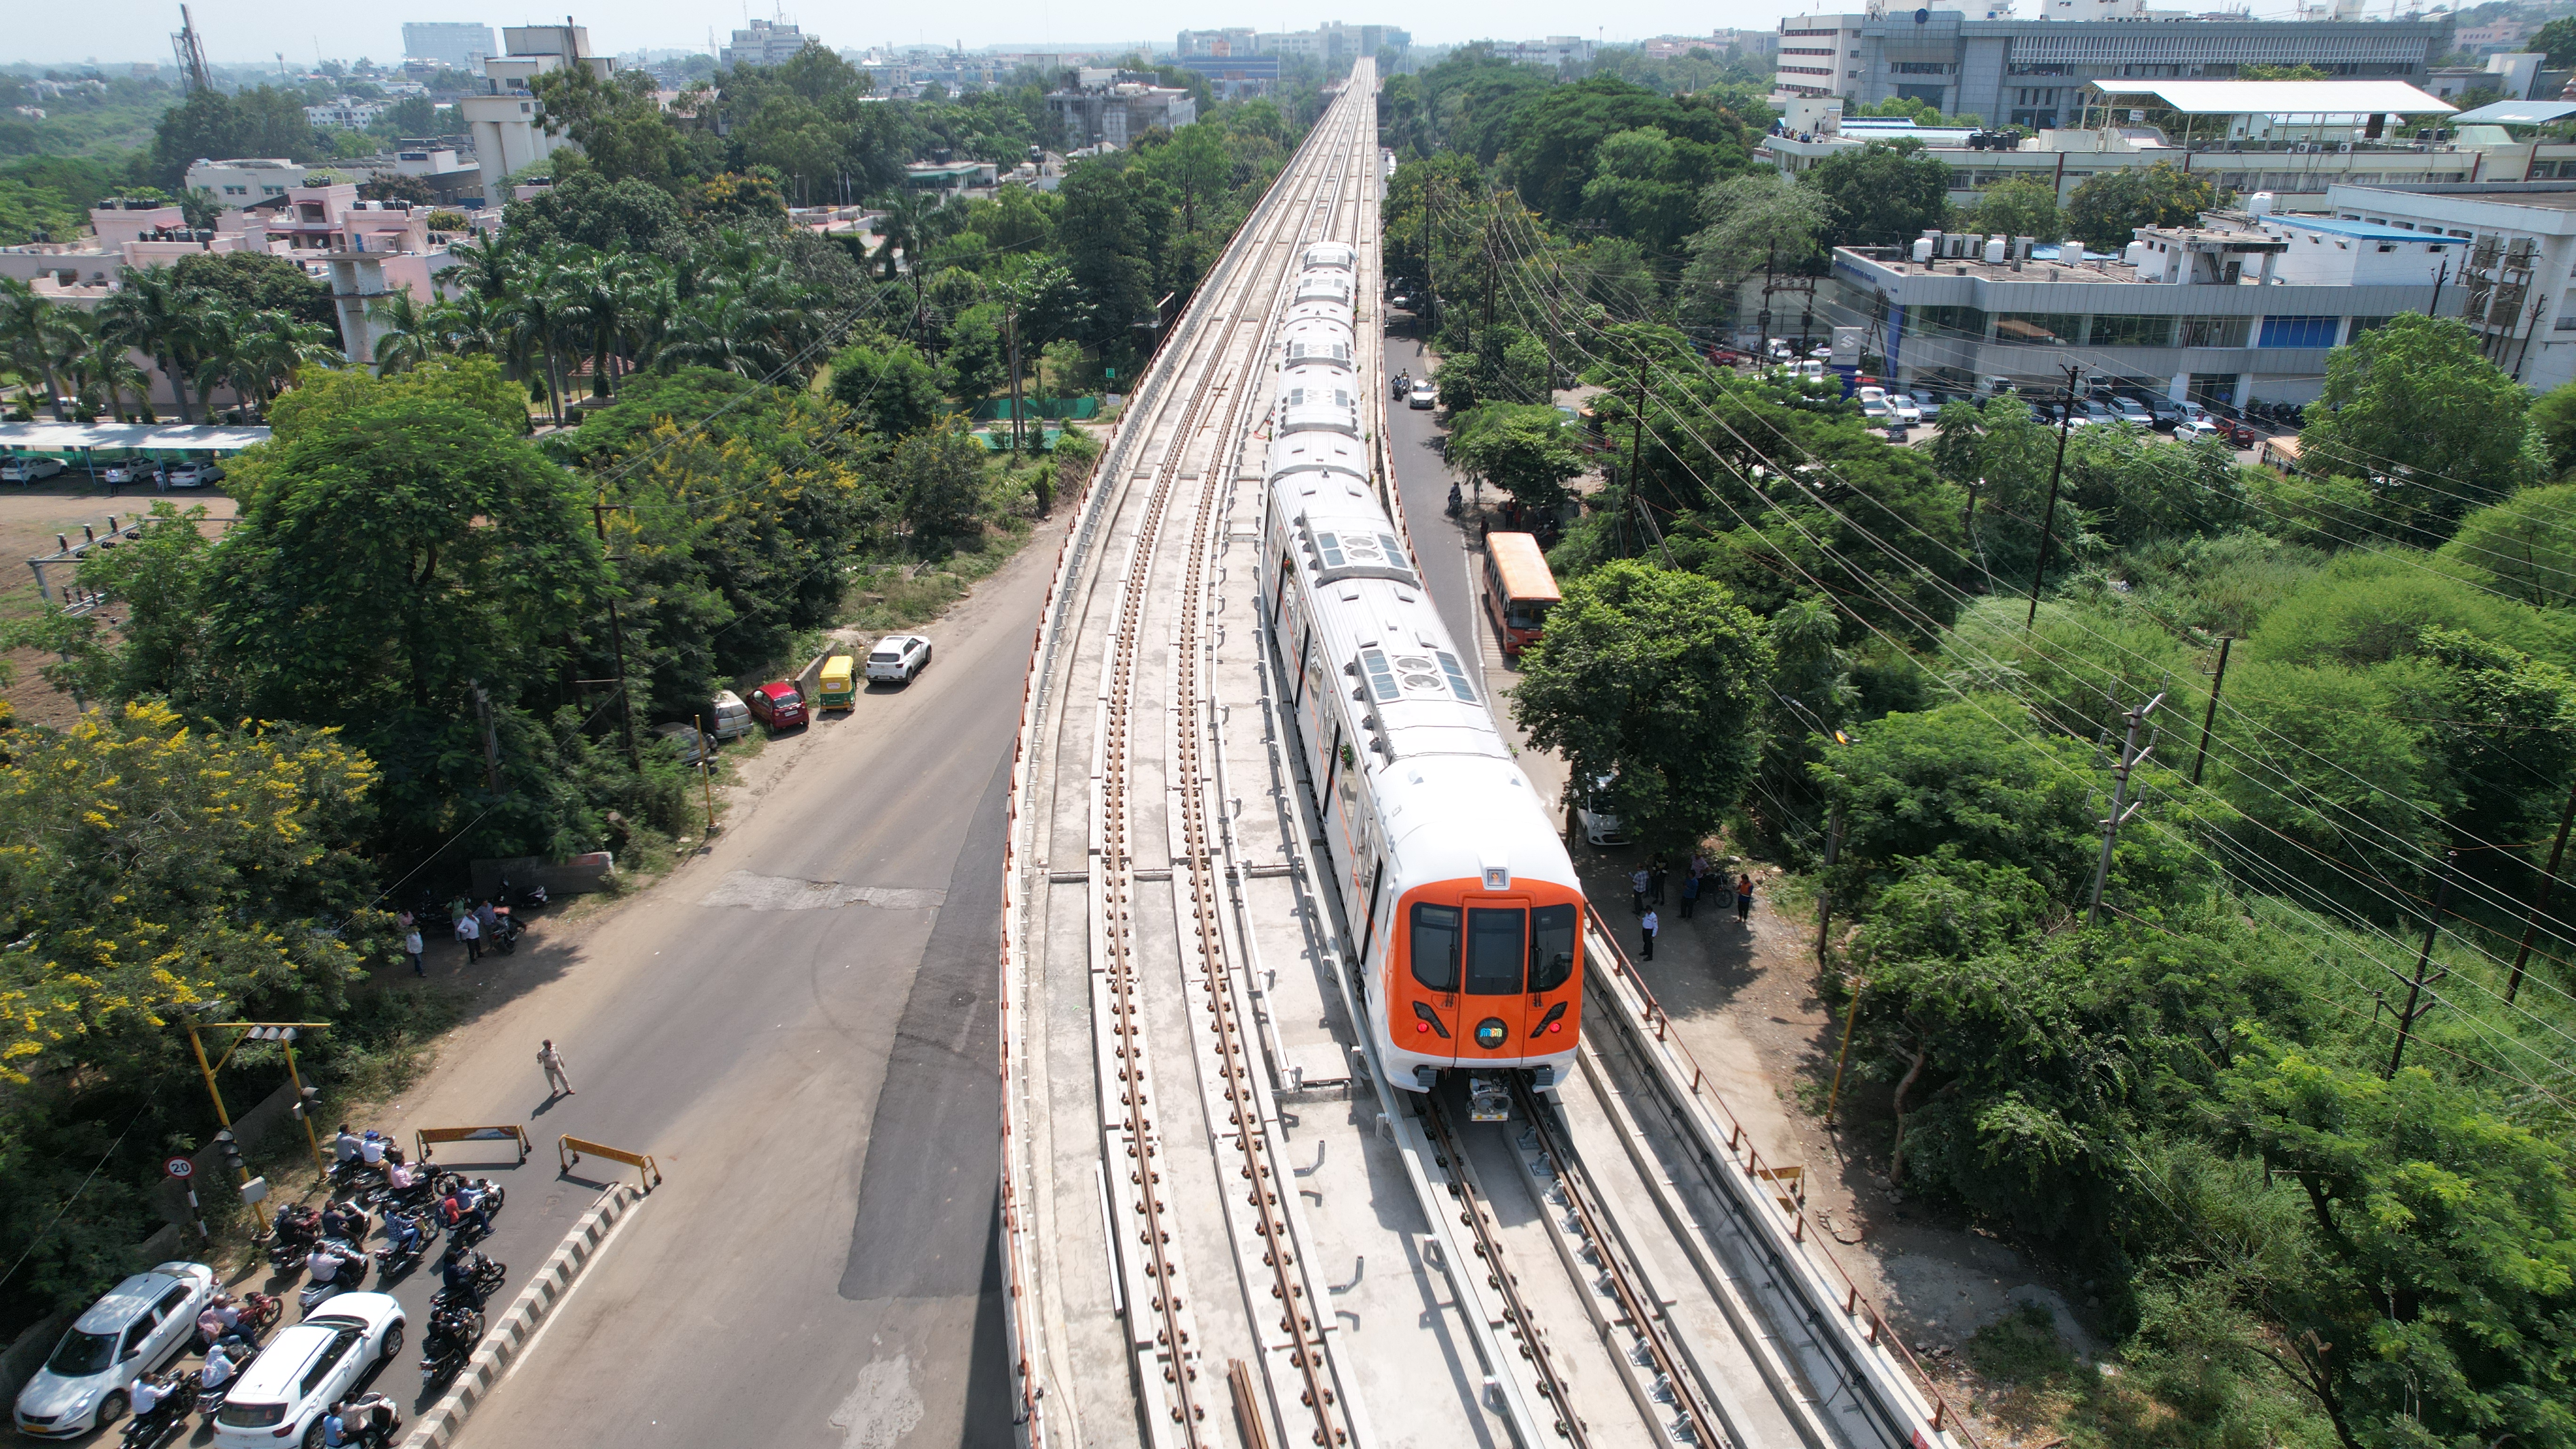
1963, 1304, 2097, 1444
842, 520, 1032, 632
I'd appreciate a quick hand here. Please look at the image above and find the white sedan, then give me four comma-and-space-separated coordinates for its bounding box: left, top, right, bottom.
210, 1293, 404, 1449
13, 1262, 217, 1438
98, 457, 159, 485
1407, 380, 1437, 410
865, 634, 934, 684
0, 455, 67, 483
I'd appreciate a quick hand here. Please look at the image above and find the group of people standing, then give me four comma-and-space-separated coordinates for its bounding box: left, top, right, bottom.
1630, 854, 1755, 962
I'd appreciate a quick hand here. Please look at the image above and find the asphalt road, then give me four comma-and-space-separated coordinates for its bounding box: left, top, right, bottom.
304, 536, 1059, 1449
1383, 326, 1478, 644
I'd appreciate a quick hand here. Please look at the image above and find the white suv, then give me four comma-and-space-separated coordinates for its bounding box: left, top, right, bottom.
209, 1293, 404, 1449
865, 635, 933, 684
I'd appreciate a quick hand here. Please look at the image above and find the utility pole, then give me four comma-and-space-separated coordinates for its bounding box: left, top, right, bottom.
2190, 636, 2234, 787
2087, 691, 2163, 927
1481, 199, 1497, 338
2428, 257, 2448, 318
1005, 304, 1025, 454
591, 493, 642, 773
1756, 240, 1774, 352
2507, 778, 2576, 1003
2387, 852, 2456, 1077
1625, 348, 1650, 492
2514, 291, 2549, 380
1420, 173, 1435, 333
2024, 363, 2083, 628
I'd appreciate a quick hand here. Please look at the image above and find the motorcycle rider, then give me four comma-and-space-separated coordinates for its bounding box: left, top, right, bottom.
439, 1181, 491, 1238
440, 1245, 496, 1299
383, 1209, 427, 1263
332, 1124, 363, 1168
320, 1199, 368, 1244
306, 1239, 357, 1290
197, 1340, 236, 1397
1446, 482, 1462, 516
127, 1370, 183, 1439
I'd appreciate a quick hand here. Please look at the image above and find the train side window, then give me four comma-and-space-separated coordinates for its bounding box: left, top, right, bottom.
1409, 903, 1460, 992
1530, 905, 1577, 992
1465, 908, 1526, 995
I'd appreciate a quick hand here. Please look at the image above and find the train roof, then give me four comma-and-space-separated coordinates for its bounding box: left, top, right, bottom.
1378, 751, 1575, 894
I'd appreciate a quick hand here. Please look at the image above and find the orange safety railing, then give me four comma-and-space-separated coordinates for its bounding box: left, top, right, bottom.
1583, 901, 1984, 1448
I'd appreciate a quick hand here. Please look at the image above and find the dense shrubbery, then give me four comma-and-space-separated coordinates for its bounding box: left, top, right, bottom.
1397, 50, 2576, 1447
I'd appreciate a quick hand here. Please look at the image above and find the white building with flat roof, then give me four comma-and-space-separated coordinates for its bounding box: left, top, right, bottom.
722, 19, 813, 69
2323, 180, 2576, 393
403, 21, 496, 68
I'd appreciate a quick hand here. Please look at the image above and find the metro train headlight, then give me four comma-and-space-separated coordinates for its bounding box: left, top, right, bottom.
1474, 1018, 1507, 1049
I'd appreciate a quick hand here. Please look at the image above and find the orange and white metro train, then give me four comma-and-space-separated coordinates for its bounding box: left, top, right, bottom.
1258, 240, 1586, 1093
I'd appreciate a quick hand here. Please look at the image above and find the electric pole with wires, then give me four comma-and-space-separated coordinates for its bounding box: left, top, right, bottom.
2386, 852, 2457, 1077
2087, 691, 2163, 926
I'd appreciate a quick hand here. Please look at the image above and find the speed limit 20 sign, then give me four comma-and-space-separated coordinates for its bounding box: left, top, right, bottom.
164, 1156, 195, 1179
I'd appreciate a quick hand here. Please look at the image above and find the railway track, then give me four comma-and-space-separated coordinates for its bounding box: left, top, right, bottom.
1001, 61, 1969, 1449
1055, 82, 1377, 1449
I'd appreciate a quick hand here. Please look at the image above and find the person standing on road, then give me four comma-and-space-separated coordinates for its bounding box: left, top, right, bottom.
403, 921, 425, 977
1640, 908, 1659, 961
1679, 870, 1699, 920
1649, 855, 1669, 905
1735, 873, 1756, 923
1630, 866, 1650, 915
455, 908, 481, 962
539, 1038, 574, 1097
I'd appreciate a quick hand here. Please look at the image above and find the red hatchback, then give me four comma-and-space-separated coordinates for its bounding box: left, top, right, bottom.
746, 681, 806, 732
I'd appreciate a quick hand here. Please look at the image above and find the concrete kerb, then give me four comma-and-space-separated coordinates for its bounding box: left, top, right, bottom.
397, 1182, 644, 1449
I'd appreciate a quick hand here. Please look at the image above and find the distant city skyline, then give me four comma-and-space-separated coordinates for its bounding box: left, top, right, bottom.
6, 0, 1821, 67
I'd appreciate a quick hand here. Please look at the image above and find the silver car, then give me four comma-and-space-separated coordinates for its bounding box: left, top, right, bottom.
13, 1262, 217, 1438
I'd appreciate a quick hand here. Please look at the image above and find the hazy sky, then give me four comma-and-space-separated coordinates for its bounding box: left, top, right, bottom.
17, 0, 1813, 67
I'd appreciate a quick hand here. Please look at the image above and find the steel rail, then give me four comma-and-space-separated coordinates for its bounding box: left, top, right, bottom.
1165, 109, 1372, 1449
1086, 91, 1374, 1447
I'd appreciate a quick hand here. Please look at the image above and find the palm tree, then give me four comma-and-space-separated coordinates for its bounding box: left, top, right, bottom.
367, 288, 439, 374
561, 251, 656, 401
872, 191, 940, 283
501, 275, 576, 427
75, 337, 149, 423
446, 235, 518, 302
660, 286, 793, 378
185, 306, 246, 419
1, 276, 81, 419
98, 266, 209, 425
426, 290, 507, 362
235, 310, 341, 409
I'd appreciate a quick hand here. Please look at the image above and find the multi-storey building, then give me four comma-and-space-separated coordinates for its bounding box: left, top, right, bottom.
1774, 4, 2443, 129
721, 18, 813, 70
458, 24, 614, 203
402, 21, 496, 69
1047, 76, 1198, 148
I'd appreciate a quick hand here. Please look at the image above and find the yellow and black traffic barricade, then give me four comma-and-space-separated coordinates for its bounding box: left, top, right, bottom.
559, 1135, 662, 1192
415, 1124, 533, 1167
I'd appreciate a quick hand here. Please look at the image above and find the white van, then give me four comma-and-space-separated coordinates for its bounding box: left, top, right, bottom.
708, 690, 755, 741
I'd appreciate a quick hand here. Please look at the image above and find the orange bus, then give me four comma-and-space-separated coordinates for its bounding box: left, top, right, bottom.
1482, 531, 1561, 660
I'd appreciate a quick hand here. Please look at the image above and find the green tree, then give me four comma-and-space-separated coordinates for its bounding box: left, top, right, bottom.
531, 64, 691, 191
2065, 161, 2220, 252
1512, 560, 1773, 854
2526, 376, 2576, 476
1055, 163, 1155, 361
889, 418, 992, 554
1799, 138, 1953, 248
2434, 481, 2576, 606
149, 86, 319, 187
1575, 126, 1707, 254
829, 338, 947, 438
1680, 170, 1828, 322
2536, 16, 2576, 67
1446, 401, 1584, 512
2295, 312, 2540, 546
1961, 177, 2063, 245
2220, 1045, 2576, 1449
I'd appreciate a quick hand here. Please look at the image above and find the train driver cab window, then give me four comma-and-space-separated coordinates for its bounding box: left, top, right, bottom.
1530, 905, 1576, 992
1410, 903, 1460, 991
1466, 908, 1526, 995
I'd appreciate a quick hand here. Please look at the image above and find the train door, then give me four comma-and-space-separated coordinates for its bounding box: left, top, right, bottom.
1457, 892, 1537, 1059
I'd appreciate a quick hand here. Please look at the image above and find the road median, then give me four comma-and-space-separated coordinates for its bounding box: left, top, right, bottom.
397, 1181, 644, 1448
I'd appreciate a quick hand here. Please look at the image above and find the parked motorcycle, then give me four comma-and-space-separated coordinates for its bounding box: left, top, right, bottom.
419, 1304, 486, 1389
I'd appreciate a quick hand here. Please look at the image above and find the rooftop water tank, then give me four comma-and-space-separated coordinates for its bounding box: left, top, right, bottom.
1912, 236, 1935, 263
2124, 240, 2152, 269
1984, 236, 2007, 264
2250, 192, 2275, 217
